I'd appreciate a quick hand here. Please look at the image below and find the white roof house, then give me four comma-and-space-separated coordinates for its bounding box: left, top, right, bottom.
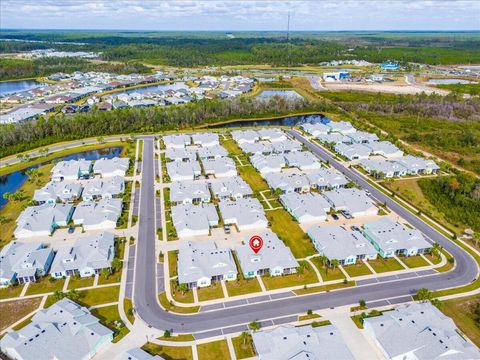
178, 240, 237, 288
300, 123, 330, 137
317, 132, 350, 145
72, 198, 122, 231
163, 134, 191, 149
257, 128, 287, 142
93, 157, 130, 178
365, 141, 404, 158
280, 192, 330, 223
359, 159, 408, 178
239, 142, 272, 155
219, 198, 268, 231
191, 132, 219, 147
50, 232, 115, 279
196, 145, 228, 160
121, 348, 164, 360
235, 231, 298, 278
363, 217, 432, 258
0, 241, 54, 286
165, 147, 197, 162
323, 188, 377, 218
394, 155, 440, 175
363, 302, 480, 360
264, 172, 311, 193
210, 177, 253, 200
33, 181, 83, 205
15, 204, 74, 238
252, 325, 355, 360
305, 168, 349, 190
250, 154, 285, 174
203, 157, 237, 178
327, 121, 356, 134
284, 151, 322, 171
231, 129, 260, 144
0, 298, 113, 360
334, 143, 371, 160
171, 203, 219, 238
346, 131, 379, 144
308, 226, 377, 266
166, 160, 201, 182
51, 159, 92, 181
270, 139, 302, 154
169, 181, 210, 205
82, 176, 124, 201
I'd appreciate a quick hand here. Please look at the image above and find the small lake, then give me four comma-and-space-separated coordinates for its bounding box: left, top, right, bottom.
0, 147, 122, 210
427, 78, 477, 85
210, 113, 326, 128
256, 90, 304, 100
0, 80, 44, 96
120, 81, 187, 95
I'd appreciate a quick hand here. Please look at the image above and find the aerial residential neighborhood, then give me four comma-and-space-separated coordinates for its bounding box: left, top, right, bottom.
0, 1, 479, 360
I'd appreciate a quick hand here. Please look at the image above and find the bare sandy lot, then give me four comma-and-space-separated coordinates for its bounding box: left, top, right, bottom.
323, 82, 450, 96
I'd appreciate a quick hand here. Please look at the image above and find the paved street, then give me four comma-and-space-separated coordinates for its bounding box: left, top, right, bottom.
133, 134, 478, 335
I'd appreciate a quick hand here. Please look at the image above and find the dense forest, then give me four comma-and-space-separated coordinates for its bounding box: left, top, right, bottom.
418, 173, 480, 232
0, 96, 332, 158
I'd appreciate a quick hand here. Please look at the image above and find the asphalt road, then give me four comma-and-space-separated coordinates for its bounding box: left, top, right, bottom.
133, 135, 478, 334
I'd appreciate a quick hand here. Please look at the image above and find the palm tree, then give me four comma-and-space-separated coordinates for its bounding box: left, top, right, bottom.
66, 289, 81, 301
177, 283, 188, 296
240, 331, 249, 350
416, 288, 432, 303
111, 258, 122, 272
248, 321, 261, 332
330, 259, 339, 270
101, 268, 110, 279
431, 243, 442, 259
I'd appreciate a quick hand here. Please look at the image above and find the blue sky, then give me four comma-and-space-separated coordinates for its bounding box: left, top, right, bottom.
1, 0, 479, 31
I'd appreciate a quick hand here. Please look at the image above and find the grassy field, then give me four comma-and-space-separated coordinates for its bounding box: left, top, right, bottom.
197, 340, 230, 360
369, 258, 404, 273
232, 333, 256, 359
262, 261, 318, 290
142, 342, 193, 360
343, 262, 373, 277
226, 277, 262, 297
310, 257, 345, 281
90, 304, 129, 343
0, 297, 41, 332
171, 280, 195, 304
237, 165, 269, 192
67, 276, 95, 290
25, 276, 65, 296
221, 138, 243, 155
265, 209, 316, 258
77, 285, 120, 307
197, 283, 225, 302
0, 284, 24, 300
439, 295, 480, 347
158, 292, 200, 314
0, 163, 53, 249
400, 255, 430, 268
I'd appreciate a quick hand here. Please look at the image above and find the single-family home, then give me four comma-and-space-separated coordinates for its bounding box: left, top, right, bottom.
252, 325, 354, 360
257, 128, 287, 142
280, 192, 330, 223
171, 203, 219, 238
317, 133, 350, 145
210, 178, 253, 200
93, 157, 130, 178
300, 123, 330, 137
305, 168, 349, 190
166, 160, 202, 181
363, 217, 432, 258
250, 154, 285, 174
203, 157, 237, 178
51, 159, 92, 181
191, 132, 219, 147
270, 140, 302, 154
365, 141, 404, 158
14, 204, 74, 238
0, 241, 54, 286
231, 129, 260, 144
327, 121, 356, 134
196, 145, 228, 160
72, 198, 122, 231
82, 176, 124, 201
363, 303, 480, 360
284, 151, 322, 171
239, 142, 272, 155
394, 155, 440, 175
0, 298, 113, 360
323, 188, 377, 218
169, 181, 210, 205
235, 231, 298, 278
33, 181, 83, 204
334, 143, 371, 161
308, 226, 377, 266
264, 172, 311, 194
163, 134, 191, 149
219, 198, 268, 231
346, 131, 379, 144
165, 147, 197, 162
359, 159, 408, 178
50, 232, 115, 278
177, 240, 237, 288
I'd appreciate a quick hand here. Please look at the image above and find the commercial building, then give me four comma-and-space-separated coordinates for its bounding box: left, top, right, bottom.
171, 203, 219, 238
72, 198, 122, 231
14, 204, 74, 238
219, 198, 268, 231
280, 192, 330, 223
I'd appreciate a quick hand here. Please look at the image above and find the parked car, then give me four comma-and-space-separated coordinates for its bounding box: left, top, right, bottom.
350, 225, 360, 232
224, 225, 231, 234
365, 190, 371, 196
331, 213, 339, 220
340, 210, 352, 219
68, 226, 75, 234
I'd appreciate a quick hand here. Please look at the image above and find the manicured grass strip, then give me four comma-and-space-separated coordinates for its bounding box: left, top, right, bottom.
294, 281, 356, 295
97, 267, 122, 285
266, 209, 316, 258
171, 280, 195, 304
237, 165, 269, 192
142, 342, 193, 360
351, 309, 383, 329
77, 285, 120, 307
298, 313, 321, 321
0, 284, 24, 300
310, 257, 345, 281
435, 250, 455, 273
25, 277, 65, 296
0, 297, 41, 332
343, 262, 373, 277
262, 261, 318, 290
368, 258, 404, 273
168, 251, 178, 278
226, 277, 262, 297
90, 304, 129, 343
197, 340, 230, 360
158, 334, 195, 342
221, 138, 243, 155
124, 298, 135, 324
67, 276, 95, 290
158, 292, 200, 314
197, 283, 224, 302
232, 333, 256, 359
400, 255, 429, 268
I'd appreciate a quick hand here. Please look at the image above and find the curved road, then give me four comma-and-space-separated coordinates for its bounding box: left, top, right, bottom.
133, 135, 478, 334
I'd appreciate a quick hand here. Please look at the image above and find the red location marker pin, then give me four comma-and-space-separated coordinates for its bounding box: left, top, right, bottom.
249, 235, 263, 254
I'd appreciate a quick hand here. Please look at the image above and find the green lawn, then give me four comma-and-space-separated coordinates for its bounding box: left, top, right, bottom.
123, 298, 135, 324
197, 283, 225, 302
25, 277, 65, 296
171, 280, 195, 304
226, 277, 262, 297
232, 334, 256, 359
266, 209, 316, 258
221, 138, 243, 155
142, 342, 193, 360
439, 295, 480, 347
67, 276, 95, 290
158, 292, 200, 314
435, 250, 455, 273
400, 255, 430, 268
168, 251, 178, 278
97, 266, 123, 285
294, 281, 356, 295
237, 165, 269, 192
369, 257, 404, 273
158, 334, 195, 342
343, 262, 373, 277
310, 257, 345, 281
77, 285, 120, 307
90, 305, 129, 343
197, 340, 230, 360
0, 284, 24, 300
298, 313, 321, 321
262, 261, 318, 290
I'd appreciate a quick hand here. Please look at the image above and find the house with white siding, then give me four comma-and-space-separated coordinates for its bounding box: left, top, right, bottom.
93, 157, 130, 178
82, 176, 124, 201
14, 204, 74, 238
171, 203, 219, 238
334, 143, 371, 160
280, 192, 330, 223
169, 181, 211, 205
191, 132, 219, 147
72, 198, 122, 231
284, 151, 322, 171
250, 154, 285, 174
323, 188, 377, 218
163, 134, 191, 149
210, 178, 253, 200
219, 198, 268, 231
33, 181, 83, 204
166, 160, 202, 181
264, 172, 311, 194
203, 157, 237, 178
51, 159, 92, 181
